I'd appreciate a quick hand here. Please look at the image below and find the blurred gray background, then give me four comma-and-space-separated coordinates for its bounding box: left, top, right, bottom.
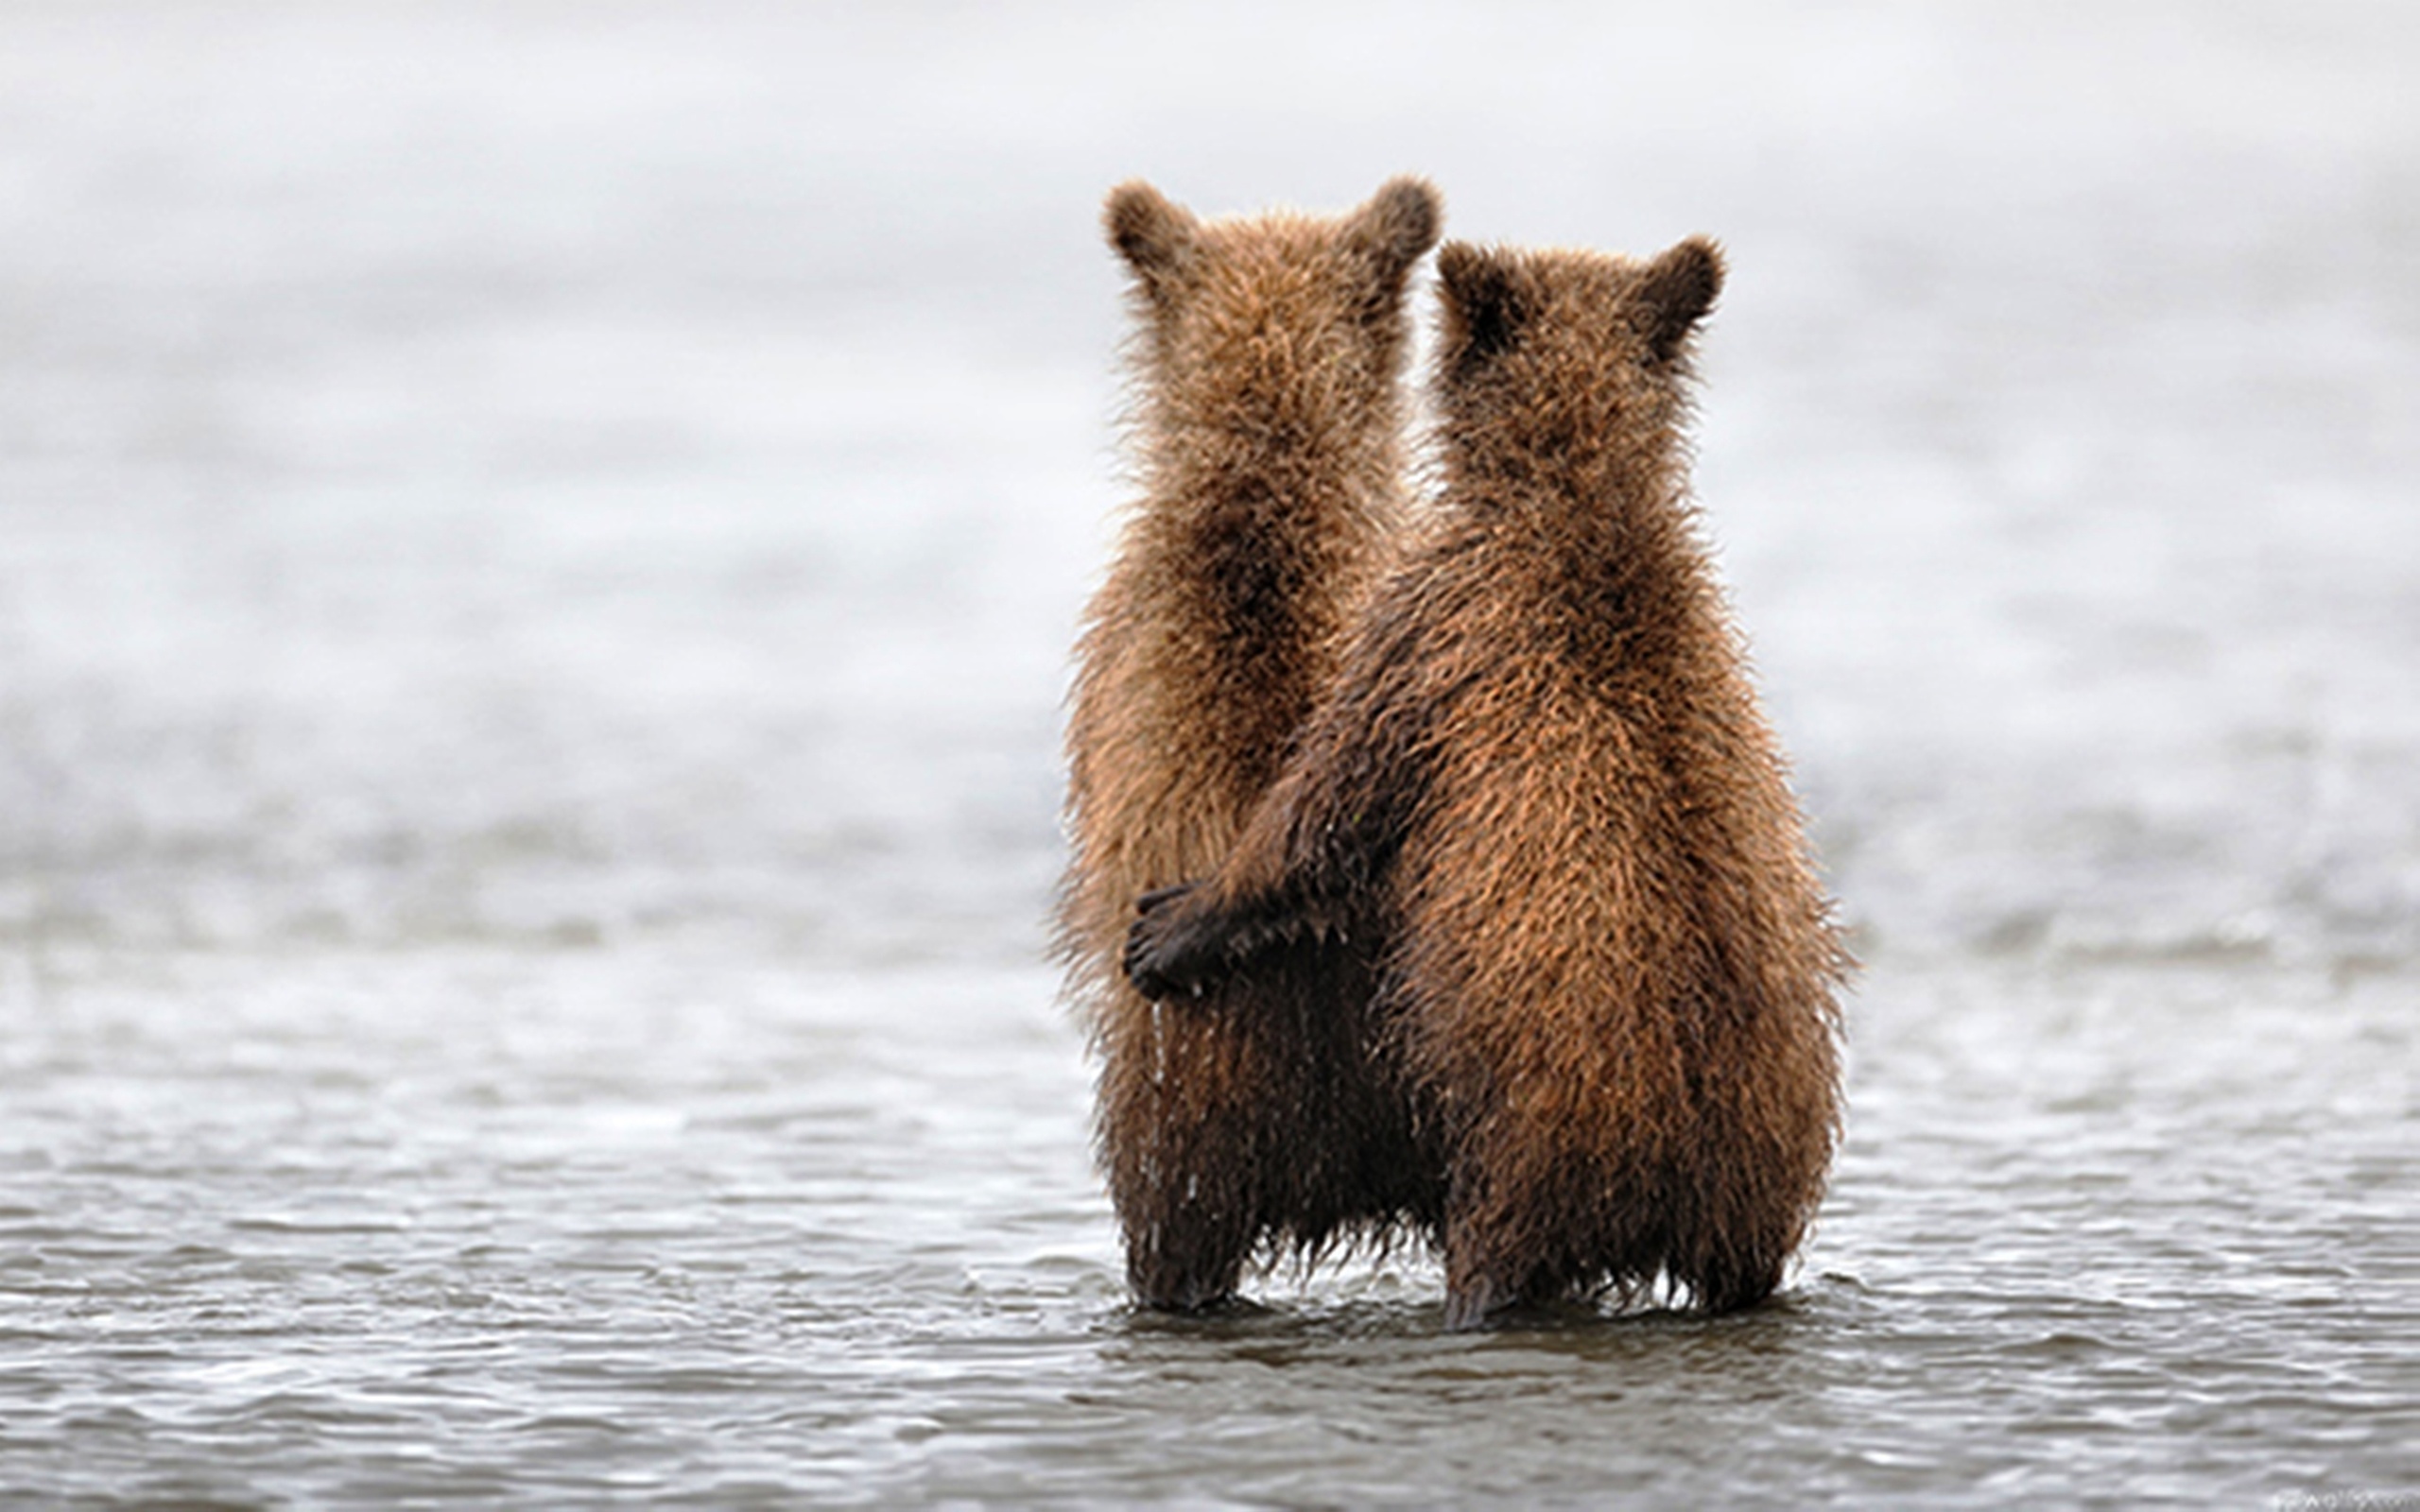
3, 0, 2414, 972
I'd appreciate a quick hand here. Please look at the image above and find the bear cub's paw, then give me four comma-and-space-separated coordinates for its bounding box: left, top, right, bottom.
1122, 883, 1242, 1002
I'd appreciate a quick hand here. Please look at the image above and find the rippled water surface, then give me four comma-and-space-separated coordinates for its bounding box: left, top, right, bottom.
2, 3, 2414, 1505
3, 954, 2411, 1504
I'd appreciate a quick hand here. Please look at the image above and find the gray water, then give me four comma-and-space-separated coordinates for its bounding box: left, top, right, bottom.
2, 3, 2414, 1505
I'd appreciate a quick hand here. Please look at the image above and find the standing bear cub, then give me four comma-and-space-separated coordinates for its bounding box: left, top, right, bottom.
1126, 237, 1849, 1328
1060, 177, 1446, 1311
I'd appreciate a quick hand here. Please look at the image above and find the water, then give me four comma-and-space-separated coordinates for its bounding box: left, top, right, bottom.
3, 952, 2410, 1504
1, 3, 2414, 1505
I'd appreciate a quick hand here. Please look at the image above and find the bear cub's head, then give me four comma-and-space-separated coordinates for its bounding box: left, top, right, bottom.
1103, 178, 1443, 438
1432, 237, 1724, 436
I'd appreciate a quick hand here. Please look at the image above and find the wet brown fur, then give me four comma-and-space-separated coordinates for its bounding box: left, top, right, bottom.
1125, 238, 1849, 1328
1060, 177, 1445, 1310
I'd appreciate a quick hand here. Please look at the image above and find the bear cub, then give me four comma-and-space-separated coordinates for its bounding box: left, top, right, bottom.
1126, 237, 1848, 1328
1060, 177, 1445, 1311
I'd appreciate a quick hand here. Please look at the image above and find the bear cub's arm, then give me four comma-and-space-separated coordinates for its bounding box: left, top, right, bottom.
1121, 666, 1428, 1003
1123, 873, 1361, 1002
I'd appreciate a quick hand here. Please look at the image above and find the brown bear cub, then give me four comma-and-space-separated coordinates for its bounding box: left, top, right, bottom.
1125, 237, 1849, 1328
1059, 177, 1445, 1311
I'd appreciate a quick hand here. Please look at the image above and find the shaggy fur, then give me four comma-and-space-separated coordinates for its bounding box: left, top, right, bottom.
1125, 237, 1849, 1328
1060, 176, 1445, 1310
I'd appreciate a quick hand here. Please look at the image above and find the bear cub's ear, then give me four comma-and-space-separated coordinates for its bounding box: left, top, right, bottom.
1347, 176, 1444, 277
1632, 236, 1724, 364
1436, 242, 1526, 377
1104, 181, 1201, 289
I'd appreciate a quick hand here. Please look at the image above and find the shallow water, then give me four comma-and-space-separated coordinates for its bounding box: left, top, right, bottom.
2, 952, 2410, 1505
1, 3, 2414, 1506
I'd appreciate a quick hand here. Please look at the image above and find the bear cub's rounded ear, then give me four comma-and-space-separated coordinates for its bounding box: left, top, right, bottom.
1104, 181, 1200, 287
1348, 176, 1444, 276
1633, 236, 1725, 364
1436, 242, 1526, 376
